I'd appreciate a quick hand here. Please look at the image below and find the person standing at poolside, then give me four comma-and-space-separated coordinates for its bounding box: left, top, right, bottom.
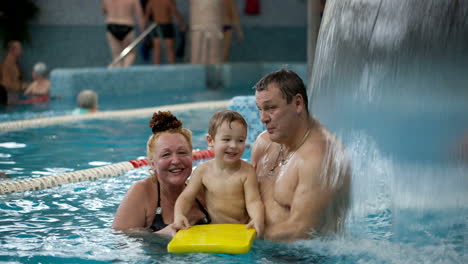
1, 41, 24, 104
112, 111, 210, 235
145, 0, 186, 64
24, 62, 50, 97
252, 69, 351, 242
222, 0, 243, 62
102, 0, 145, 67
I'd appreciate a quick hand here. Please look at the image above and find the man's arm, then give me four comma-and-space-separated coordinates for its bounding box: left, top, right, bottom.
173, 165, 205, 229
264, 157, 332, 241
243, 164, 264, 237
144, 0, 153, 24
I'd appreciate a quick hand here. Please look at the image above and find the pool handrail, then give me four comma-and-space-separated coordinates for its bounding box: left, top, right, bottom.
109, 22, 158, 67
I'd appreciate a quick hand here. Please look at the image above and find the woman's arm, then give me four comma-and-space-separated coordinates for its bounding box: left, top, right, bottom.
112, 180, 149, 231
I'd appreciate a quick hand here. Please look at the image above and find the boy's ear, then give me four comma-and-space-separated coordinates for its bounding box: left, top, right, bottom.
206, 134, 214, 147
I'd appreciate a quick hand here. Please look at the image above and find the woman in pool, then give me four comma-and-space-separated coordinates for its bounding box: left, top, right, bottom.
112, 111, 210, 235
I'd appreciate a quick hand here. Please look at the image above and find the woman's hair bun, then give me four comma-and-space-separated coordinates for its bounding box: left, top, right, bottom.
149, 111, 182, 134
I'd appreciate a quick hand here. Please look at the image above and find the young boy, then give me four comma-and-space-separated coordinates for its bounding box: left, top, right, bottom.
173, 110, 264, 237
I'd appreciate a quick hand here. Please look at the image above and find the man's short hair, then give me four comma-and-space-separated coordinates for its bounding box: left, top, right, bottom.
33, 62, 47, 76
253, 69, 309, 114
77, 90, 98, 109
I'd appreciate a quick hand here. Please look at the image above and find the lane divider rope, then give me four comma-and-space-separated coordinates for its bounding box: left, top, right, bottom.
0, 100, 230, 132
0, 149, 214, 195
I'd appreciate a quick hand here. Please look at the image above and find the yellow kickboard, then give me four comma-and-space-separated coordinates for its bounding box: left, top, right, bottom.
167, 224, 256, 254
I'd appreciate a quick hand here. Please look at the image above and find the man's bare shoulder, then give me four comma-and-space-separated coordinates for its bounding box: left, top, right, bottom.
253, 131, 272, 153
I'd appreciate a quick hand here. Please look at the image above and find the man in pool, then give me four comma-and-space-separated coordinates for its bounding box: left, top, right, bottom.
251, 69, 351, 242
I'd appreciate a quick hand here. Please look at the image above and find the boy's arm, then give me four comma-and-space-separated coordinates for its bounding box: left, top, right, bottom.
173, 165, 205, 229
243, 164, 264, 237
170, 0, 186, 31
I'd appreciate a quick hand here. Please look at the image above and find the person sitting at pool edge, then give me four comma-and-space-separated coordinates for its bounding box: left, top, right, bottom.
252, 69, 351, 242
72, 90, 98, 115
173, 110, 264, 237
24, 62, 50, 97
112, 111, 210, 235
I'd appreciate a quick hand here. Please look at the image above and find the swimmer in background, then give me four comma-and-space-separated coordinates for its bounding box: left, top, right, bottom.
102, 0, 145, 67
222, 0, 243, 62
145, 0, 186, 64
24, 62, 50, 97
173, 110, 264, 237
72, 90, 98, 115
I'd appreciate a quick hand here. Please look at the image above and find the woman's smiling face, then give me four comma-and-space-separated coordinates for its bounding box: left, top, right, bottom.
151, 132, 193, 186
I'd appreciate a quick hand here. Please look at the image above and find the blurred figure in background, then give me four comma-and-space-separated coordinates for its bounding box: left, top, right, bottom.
145, 0, 186, 64
222, 0, 243, 62
73, 90, 98, 115
102, 0, 145, 67
24, 62, 50, 97
0, 41, 24, 104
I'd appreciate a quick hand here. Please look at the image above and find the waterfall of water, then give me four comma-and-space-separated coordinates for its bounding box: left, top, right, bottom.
308, 1, 468, 258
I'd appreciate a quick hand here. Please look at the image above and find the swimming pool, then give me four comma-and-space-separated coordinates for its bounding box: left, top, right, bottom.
1, 97, 467, 263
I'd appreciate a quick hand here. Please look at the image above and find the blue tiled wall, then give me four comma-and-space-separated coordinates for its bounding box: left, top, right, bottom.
20, 25, 306, 82
51, 63, 307, 99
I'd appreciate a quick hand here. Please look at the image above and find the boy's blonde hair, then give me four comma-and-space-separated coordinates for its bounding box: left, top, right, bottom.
208, 110, 248, 138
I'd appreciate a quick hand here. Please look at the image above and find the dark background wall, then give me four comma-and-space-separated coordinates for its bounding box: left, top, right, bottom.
4, 0, 308, 80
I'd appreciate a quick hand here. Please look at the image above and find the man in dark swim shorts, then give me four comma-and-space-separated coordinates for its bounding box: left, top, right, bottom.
145, 0, 186, 64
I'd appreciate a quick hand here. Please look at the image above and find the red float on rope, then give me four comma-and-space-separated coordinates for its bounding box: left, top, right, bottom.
128, 149, 215, 168
15, 95, 49, 105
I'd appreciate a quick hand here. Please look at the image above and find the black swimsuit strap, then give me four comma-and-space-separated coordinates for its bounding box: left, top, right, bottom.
194, 198, 211, 224
149, 181, 166, 232
149, 181, 211, 232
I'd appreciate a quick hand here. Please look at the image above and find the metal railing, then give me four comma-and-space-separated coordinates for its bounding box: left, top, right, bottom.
109, 22, 158, 67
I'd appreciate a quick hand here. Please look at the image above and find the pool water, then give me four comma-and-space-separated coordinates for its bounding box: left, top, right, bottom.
1, 105, 467, 263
